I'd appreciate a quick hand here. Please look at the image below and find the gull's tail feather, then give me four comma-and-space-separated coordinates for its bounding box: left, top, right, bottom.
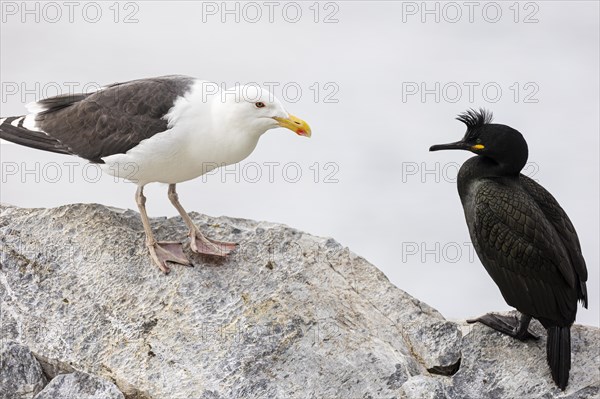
0, 116, 72, 155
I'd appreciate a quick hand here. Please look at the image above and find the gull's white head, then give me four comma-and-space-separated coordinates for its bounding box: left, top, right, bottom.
212, 84, 311, 138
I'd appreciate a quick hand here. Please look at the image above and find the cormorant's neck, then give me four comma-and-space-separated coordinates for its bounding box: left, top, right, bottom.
481, 155, 526, 177
464, 149, 528, 178
457, 154, 526, 199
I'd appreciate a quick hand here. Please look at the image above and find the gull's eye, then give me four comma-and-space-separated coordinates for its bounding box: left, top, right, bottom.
255, 102, 265, 108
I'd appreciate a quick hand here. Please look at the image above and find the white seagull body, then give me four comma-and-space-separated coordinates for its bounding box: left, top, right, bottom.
0, 75, 311, 272
100, 79, 275, 185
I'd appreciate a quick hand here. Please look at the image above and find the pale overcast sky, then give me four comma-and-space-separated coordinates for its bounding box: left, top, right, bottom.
1, 1, 598, 326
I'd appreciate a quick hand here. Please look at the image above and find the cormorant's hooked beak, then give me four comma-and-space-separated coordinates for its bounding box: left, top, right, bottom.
429, 141, 485, 152
429, 141, 469, 152
273, 114, 311, 138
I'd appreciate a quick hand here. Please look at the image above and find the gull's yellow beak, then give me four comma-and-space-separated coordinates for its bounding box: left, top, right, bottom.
274, 114, 311, 137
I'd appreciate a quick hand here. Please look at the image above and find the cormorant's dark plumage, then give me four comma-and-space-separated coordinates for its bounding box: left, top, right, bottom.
430, 109, 588, 390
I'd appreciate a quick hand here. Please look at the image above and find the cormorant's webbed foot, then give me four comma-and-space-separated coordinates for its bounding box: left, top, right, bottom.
467, 313, 539, 341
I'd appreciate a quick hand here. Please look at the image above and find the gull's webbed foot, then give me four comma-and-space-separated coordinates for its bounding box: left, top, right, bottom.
147, 241, 191, 274
189, 229, 237, 257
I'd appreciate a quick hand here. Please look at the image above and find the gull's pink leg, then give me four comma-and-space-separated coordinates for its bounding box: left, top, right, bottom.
136, 186, 191, 273
167, 184, 237, 257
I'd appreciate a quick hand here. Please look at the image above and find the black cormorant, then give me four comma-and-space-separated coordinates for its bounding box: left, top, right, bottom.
429, 109, 588, 390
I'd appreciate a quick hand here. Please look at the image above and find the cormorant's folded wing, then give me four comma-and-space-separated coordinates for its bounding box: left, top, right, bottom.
519, 174, 588, 307
473, 180, 579, 325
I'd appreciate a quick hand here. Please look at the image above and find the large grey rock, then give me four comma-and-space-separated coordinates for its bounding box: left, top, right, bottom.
0, 203, 598, 399
0, 203, 459, 398
32, 371, 124, 399
0, 341, 47, 399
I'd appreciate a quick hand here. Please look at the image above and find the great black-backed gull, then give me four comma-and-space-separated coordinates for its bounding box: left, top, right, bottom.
0, 75, 311, 273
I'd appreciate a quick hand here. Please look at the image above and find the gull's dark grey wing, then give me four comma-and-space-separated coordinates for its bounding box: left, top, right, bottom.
0, 75, 195, 163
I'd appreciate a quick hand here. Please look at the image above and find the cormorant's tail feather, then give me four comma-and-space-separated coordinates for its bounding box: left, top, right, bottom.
580, 282, 588, 308
547, 326, 571, 390
0, 116, 72, 155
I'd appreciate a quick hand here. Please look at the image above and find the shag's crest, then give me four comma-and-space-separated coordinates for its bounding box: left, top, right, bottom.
456, 108, 493, 131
